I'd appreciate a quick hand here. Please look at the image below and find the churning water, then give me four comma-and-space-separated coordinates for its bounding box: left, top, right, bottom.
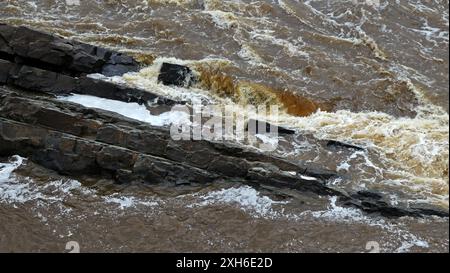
0, 0, 448, 252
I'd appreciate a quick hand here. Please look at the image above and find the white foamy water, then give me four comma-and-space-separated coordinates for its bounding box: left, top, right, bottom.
104, 194, 160, 210
188, 186, 288, 218
280, 106, 449, 208
58, 94, 191, 127
0, 156, 35, 204
0, 156, 440, 252
0, 156, 23, 183
81, 55, 448, 210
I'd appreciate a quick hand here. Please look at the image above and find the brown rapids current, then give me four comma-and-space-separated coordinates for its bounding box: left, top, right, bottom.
0, 0, 449, 252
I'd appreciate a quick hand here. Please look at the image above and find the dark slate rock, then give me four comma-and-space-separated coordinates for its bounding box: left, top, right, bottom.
9, 65, 77, 94
77, 76, 178, 105
0, 24, 139, 76
0, 88, 448, 218
352, 190, 383, 200
158, 62, 196, 87
0, 59, 178, 106
326, 140, 365, 151
0, 59, 15, 84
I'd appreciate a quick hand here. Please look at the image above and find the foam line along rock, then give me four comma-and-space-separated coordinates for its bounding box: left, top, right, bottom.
157, 62, 198, 87
0, 88, 447, 218
0, 60, 179, 106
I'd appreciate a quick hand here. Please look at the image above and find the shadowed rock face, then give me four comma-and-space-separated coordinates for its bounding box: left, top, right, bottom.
0, 59, 179, 105
0, 24, 448, 218
246, 119, 296, 135
0, 24, 139, 76
158, 62, 197, 87
0, 88, 447, 218
0, 89, 336, 190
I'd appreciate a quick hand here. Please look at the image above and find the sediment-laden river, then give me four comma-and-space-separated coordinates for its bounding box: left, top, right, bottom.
0, 0, 448, 252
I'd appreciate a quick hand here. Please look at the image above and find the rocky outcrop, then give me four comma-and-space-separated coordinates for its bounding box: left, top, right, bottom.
0, 24, 139, 77
326, 140, 365, 151
340, 191, 449, 218
0, 24, 448, 218
0, 88, 337, 191
246, 119, 296, 135
0, 24, 180, 105
0, 59, 178, 105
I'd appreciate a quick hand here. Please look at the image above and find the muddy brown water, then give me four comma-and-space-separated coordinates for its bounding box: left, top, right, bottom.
0, 0, 448, 252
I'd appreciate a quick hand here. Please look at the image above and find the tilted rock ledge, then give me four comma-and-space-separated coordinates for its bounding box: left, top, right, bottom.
0, 24, 448, 218
0, 24, 139, 77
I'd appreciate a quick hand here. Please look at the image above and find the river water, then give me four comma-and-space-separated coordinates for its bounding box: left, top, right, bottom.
0, 0, 448, 252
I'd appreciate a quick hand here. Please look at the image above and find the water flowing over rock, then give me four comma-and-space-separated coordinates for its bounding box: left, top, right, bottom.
158, 62, 197, 87
326, 140, 365, 151
0, 24, 447, 218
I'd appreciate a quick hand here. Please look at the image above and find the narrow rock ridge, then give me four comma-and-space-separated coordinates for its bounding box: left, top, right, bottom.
0, 59, 179, 105
0, 88, 338, 192
0, 24, 139, 77
0, 24, 448, 218
0, 24, 181, 106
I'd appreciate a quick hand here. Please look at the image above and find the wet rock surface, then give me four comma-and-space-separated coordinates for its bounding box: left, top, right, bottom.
0, 24, 448, 218
0, 24, 139, 76
0, 89, 335, 192
0, 59, 179, 106
158, 62, 197, 87
325, 140, 365, 151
